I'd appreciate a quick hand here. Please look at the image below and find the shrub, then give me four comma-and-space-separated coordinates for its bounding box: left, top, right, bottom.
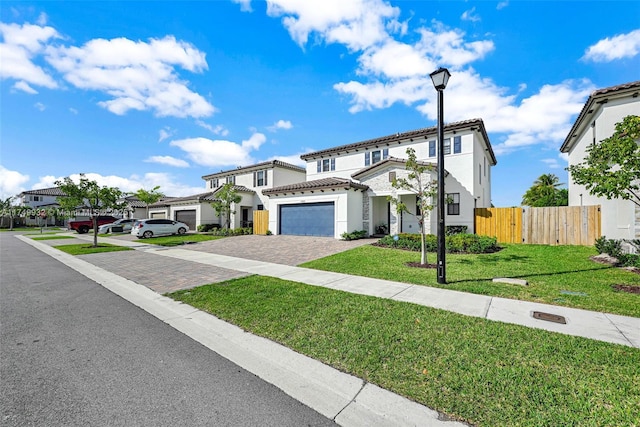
207, 227, 252, 236
376, 233, 499, 254
594, 236, 623, 258
197, 223, 221, 232
341, 230, 368, 241
445, 225, 468, 236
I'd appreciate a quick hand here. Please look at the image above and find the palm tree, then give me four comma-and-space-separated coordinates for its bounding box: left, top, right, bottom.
522, 173, 567, 207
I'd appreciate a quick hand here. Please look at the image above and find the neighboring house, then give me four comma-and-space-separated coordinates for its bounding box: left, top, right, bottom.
119, 195, 177, 220
148, 160, 306, 230
560, 80, 640, 240
264, 118, 496, 238
17, 187, 67, 226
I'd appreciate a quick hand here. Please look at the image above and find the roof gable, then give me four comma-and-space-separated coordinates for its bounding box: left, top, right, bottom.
262, 177, 368, 196
560, 80, 640, 153
351, 156, 442, 181
202, 160, 305, 180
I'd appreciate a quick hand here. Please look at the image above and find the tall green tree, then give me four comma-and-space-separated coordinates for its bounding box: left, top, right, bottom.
388, 147, 438, 265
567, 115, 640, 207
55, 174, 125, 247
210, 183, 241, 229
521, 173, 568, 207
132, 186, 164, 218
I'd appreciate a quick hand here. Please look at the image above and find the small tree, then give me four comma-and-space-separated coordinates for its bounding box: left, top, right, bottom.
55, 174, 125, 247
210, 183, 241, 229
521, 173, 568, 207
388, 147, 438, 265
0, 196, 17, 230
132, 186, 164, 218
567, 115, 640, 206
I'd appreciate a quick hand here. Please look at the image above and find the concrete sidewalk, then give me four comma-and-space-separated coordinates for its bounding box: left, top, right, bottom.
16, 234, 640, 425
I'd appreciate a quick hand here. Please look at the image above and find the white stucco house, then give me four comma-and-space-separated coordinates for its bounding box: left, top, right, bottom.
149, 160, 306, 230
560, 80, 640, 240
264, 119, 496, 238
16, 187, 67, 226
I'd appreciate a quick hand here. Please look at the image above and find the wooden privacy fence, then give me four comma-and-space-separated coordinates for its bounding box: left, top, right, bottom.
474, 205, 601, 246
253, 210, 269, 235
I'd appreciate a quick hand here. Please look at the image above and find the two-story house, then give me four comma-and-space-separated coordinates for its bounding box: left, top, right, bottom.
149, 160, 306, 230
17, 187, 67, 226
560, 80, 640, 240
264, 119, 496, 238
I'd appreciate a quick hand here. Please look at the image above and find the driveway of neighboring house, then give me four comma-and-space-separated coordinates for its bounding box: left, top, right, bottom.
180, 234, 376, 266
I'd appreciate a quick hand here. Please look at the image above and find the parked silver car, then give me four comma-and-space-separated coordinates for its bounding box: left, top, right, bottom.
130, 219, 189, 239
98, 218, 139, 234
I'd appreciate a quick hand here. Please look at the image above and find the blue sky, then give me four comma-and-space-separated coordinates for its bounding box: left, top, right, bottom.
1, 1, 639, 206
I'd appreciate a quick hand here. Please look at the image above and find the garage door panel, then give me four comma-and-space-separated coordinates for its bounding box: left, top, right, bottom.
175, 210, 196, 230
280, 202, 334, 237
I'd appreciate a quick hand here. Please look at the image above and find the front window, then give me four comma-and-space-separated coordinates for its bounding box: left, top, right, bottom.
316, 158, 335, 173
209, 178, 219, 189
226, 176, 235, 185
447, 193, 460, 215
365, 149, 388, 166
444, 138, 451, 155
254, 170, 267, 187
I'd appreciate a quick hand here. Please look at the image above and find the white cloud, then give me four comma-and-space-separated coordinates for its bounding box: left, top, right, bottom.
13, 80, 38, 94
158, 127, 175, 142
170, 132, 266, 167
461, 7, 480, 23
0, 22, 59, 88
45, 35, 215, 118
0, 165, 30, 199
36, 172, 203, 197
196, 120, 229, 136
266, 0, 400, 50
541, 158, 561, 169
34, 102, 45, 111
232, 0, 253, 12
497, 1, 509, 10
144, 156, 189, 168
582, 29, 640, 62
69, 107, 78, 114
267, 119, 293, 131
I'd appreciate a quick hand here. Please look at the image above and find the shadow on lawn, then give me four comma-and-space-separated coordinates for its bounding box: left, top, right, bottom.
447, 264, 617, 284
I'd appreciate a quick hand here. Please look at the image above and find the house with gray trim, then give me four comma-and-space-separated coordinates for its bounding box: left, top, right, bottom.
264, 119, 496, 238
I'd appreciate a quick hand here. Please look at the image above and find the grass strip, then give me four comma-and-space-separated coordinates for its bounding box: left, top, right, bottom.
30, 235, 75, 241
169, 276, 640, 427
301, 244, 640, 317
134, 234, 224, 246
54, 243, 134, 255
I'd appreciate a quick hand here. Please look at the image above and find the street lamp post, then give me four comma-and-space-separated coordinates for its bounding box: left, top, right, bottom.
430, 67, 450, 285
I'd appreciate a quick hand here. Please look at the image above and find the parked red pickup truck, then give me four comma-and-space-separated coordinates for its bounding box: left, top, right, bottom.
68, 215, 120, 234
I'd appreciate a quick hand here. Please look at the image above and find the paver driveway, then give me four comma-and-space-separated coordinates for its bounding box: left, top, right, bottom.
181, 234, 376, 265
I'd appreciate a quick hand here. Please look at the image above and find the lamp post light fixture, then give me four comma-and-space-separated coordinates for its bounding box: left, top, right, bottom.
430, 67, 450, 284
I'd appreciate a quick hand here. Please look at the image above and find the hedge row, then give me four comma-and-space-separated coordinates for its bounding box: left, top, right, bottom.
376, 233, 500, 254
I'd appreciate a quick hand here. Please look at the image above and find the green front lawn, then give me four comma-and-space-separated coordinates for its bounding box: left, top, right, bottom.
54, 243, 134, 255
135, 234, 224, 246
31, 235, 75, 241
300, 244, 640, 317
170, 276, 640, 427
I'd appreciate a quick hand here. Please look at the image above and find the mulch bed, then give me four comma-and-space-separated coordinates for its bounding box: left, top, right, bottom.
612, 284, 640, 294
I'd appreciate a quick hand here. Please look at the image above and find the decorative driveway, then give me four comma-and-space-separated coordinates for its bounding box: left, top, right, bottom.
180, 234, 376, 265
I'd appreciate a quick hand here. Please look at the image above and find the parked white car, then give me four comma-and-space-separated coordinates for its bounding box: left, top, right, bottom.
98, 218, 139, 234
131, 219, 189, 239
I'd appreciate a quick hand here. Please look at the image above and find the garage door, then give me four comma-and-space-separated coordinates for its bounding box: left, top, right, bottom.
175, 210, 196, 230
151, 212, 165, 219
279, 202, 334, 237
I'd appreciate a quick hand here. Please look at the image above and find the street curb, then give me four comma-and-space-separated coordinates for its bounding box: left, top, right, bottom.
16, 235, 469, 427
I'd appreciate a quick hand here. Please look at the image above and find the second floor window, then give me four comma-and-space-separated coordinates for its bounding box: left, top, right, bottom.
453, 136, 461, 154
209, 178, 219, 189
429, 140, 436, 157
316, 158, 335, 173
253, 170, 268, 187
226, 176, 235, 185
364, 148, 388, 166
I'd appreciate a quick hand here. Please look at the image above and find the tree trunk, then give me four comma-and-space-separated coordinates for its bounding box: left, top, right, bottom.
92, 216, 98, 247
420, 218, 427, 265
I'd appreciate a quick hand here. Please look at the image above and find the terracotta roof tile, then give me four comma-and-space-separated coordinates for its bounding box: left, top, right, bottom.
202, 160, 305, 180
263, 177, 368, 195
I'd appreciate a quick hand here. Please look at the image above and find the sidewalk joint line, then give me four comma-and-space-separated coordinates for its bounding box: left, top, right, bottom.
603, 313, 635, 347
388, 284, 415, 300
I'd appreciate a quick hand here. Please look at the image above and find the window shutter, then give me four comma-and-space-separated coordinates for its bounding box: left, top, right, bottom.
265, 170, 268, 186
253, 172, 256, 187
365, 152, 370, 166
454, 136, 461, 154
330, 158, 335, 171
429, 140, 436, 157
317, 160, 321, 173
382, 148, 389, 159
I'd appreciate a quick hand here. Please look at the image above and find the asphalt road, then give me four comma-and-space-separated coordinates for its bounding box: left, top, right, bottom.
0, 233, 336, 426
